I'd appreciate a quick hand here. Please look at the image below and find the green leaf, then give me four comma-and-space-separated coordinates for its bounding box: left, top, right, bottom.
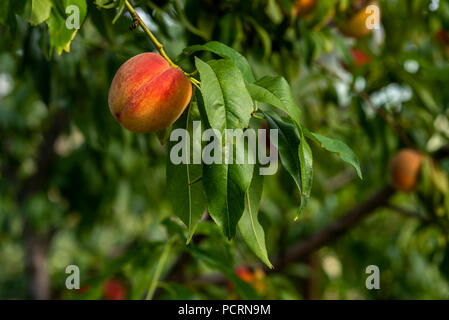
195, 58, 255, 239
30, 0, 52, 26
195, 57, 254, 134
264, 112, 312, 218
248, 76, 301, 126
189, 246, 259, 299
185, 42, 256, 83
238, 167, 272, 268
264, 112, 301, 193
297, 127, 313, 218
46, 0, 87, 54
246, 82, 285, 114
167, 103, 207, 243
203, 157, 254, 240
0, 0, 9, 25
302, 127, 363, 179
146, 240, 172, 300
245, 17, 272, 61
112, 0, 125, 24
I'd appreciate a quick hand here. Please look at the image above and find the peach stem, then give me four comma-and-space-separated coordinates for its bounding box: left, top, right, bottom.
125, 0, 202, 88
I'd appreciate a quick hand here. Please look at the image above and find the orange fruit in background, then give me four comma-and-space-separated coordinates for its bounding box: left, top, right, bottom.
351, 48, 371, 68
103, 279, 127, 300
292, 0, 318, 17
339, 1, 380, 38
390, 149, 423, 192
228, 266, 266, 296
235, 266, 254, 283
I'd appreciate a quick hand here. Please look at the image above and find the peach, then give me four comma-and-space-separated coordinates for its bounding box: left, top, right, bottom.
339, 1, 380, 38
108, 53, 192, 133
292, 0, 317, 17
102, 279, 127, 300
390, 149, 423, 192
351, 48, 371, 68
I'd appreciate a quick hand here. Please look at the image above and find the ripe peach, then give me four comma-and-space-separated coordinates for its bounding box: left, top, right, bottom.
227, 266, 267, 297
292, 0, 317, 17
339, 1, 380, 38
103, 279, 127, 300
108, 53, 192, 133
351, 48, 371, 68
235, 266, 254, 283
390, 149, 423, 192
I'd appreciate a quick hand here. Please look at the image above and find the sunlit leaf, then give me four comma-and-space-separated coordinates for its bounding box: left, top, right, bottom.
185, 42, 256, 83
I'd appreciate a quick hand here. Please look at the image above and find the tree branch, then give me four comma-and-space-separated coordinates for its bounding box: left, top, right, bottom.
124, 0, 201, 88
386, 204, 431, 224
125, 0, 177, 68
18, 110, 69, 300
272, 185, 396, 270
182, 185, 397, 286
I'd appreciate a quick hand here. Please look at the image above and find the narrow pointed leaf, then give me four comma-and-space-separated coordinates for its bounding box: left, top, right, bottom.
112, 0, 125, 24
238, 167, 272, 268
302, 127, 362, 179
264, 112, 312, 217
185, 42, 255, 83
297, 127, 313, 218
264, 112, 301, 192
167, 103, 207, 243
46, 0, 87, 54
249, 76, 301, 126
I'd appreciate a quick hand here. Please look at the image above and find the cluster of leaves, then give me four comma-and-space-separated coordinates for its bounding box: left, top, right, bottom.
1, 0, 88, 55
167, 40, 362, 267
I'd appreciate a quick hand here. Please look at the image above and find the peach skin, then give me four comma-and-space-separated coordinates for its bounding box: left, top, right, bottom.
390, 149, 423, 192
339, 1, 380, 38
292, 0, 317, 17
108, 52, 192, 133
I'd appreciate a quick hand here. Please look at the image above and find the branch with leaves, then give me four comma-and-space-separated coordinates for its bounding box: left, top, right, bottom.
115, 0, 363, 270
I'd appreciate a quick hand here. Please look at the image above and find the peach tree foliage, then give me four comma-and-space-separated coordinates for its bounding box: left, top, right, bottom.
173, 43, 363, 255
2, 0, 362, 267
113, 3, 362, 267
28, 0, 449, 297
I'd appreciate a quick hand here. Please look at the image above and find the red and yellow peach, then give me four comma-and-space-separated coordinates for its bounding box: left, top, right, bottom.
108, 53, 192, 133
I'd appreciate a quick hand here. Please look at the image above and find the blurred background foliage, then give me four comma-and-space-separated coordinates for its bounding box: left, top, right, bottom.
1, 0, 449, 299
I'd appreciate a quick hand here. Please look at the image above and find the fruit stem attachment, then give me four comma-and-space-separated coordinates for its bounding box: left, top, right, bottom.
124, 0, 201, 88
125, 0, 177, 68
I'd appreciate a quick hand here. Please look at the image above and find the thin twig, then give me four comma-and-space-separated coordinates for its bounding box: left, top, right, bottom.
124, 0, 202, 87
125, 0, 177, 68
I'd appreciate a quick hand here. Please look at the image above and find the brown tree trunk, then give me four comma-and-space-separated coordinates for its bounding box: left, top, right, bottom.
25, 229, 51, 300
